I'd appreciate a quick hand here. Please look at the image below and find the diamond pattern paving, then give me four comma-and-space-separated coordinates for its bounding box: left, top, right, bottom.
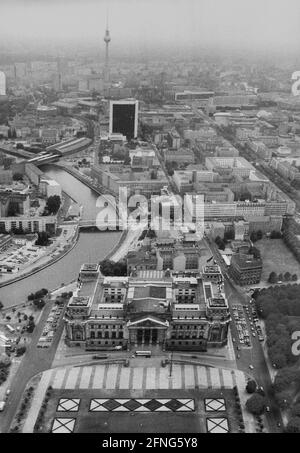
205, 398, 226, 412
102, 399, 121, 411
57, 398, 80, 412
52, 418, 76, 433
206, 417, 229, 433
123, 399, 142, 411
89, 398, 195, 412
144, 399, 163, 411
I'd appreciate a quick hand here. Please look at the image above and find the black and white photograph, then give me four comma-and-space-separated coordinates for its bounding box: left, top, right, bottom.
0, 0, 300, 439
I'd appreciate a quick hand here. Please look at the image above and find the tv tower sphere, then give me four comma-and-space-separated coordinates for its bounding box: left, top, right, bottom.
104, 29, 111, 43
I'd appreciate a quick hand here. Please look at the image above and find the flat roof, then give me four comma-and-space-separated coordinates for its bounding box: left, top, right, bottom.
134, 286, 167, 299
81, 263, 99, 272
68, 296, 90, 306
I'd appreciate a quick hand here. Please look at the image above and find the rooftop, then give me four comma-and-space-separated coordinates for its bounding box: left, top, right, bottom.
133, 286, 167, 300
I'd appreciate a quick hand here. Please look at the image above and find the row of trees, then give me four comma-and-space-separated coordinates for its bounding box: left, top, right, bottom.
258, 163, 295, 195
268, 272, 298, 284
27, 289, 48, 301
245, 357, 300, 431
0, 355, 11, 386
28, 288, 49, 311
273, 367, 300, 432
245, 379, 268, 416
282, 217, 300, 264
215, 231, 261, 252
246, 393, 267, 416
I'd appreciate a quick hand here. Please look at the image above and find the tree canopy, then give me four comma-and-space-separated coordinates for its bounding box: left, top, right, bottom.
245, 393, 266, 415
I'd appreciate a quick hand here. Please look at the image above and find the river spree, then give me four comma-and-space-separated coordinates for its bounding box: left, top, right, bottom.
0, 166, 121, 307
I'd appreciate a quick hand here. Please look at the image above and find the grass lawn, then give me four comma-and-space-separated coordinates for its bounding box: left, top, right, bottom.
37, 388, 241, 433
256, 238, 300, 282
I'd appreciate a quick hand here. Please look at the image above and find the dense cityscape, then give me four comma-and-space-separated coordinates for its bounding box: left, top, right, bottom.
0, 0, 300, 439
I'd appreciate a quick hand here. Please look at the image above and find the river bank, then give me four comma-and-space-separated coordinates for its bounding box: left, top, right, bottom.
0, 186, 81, 286
0, 164, 123, 307
0, 225, 80, 289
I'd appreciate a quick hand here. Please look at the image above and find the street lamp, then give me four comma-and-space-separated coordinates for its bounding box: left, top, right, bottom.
169, 350, 174, 378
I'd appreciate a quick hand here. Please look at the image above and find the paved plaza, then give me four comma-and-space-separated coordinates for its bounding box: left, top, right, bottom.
21, 362, 254, 433
44, 363, 242, 391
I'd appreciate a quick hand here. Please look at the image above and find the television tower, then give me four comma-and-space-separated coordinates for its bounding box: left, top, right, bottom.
103, 11, 111, 85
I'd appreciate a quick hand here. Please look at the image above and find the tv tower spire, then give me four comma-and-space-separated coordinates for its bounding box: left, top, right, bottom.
103, 7, 111, 85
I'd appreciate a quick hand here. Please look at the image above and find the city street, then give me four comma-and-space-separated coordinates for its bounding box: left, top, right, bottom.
204, 236, 283, 432
0, 296, 68, 433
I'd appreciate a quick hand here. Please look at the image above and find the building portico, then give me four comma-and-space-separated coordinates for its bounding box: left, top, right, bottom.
127, 317, 169, 348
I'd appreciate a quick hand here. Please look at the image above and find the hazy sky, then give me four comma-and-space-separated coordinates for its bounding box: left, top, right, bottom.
1, 0, 300, 53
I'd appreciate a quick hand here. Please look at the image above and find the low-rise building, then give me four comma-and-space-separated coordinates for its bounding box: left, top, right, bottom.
0, 169, 13, 185
163, 148, 195, 165
0, 215, 57, 235
230, 253, 262, 286
91, 163, 168, 197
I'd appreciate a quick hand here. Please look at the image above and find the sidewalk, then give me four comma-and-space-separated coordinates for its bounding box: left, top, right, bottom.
234, 372, 258, 433
22, 370, 52, 433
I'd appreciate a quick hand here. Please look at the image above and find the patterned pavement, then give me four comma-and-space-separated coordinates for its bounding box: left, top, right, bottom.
205, 398, 226, 412
89, 398, 195, 412
57, 398, 80, 412
47, 364, 242, 391
206, 417, 229, 433
52, 418, 76, 433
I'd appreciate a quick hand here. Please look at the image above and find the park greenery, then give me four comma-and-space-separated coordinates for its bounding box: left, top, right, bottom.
0, 354, 11, 386
35, 232, 51, 246
45, 195, 61, 215
12, 172, 23, 182
99, 259, 127, 276
138, 229, 157, 241
27, 289, 48, 311
215, 235, 261, 261
254, 285, 300, 368
246, 379, 257, 394
253, 285, 300, 431
246, 393, 267, 415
